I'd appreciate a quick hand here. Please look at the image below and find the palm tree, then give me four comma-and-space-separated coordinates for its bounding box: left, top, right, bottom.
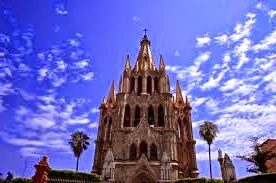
68, 131, 90, 172
199, 121, 219, 179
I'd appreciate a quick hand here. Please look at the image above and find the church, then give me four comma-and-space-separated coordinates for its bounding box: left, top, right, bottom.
92, 33, 199, 182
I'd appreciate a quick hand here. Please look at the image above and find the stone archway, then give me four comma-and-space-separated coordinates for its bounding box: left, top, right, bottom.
131, 171, 156, 183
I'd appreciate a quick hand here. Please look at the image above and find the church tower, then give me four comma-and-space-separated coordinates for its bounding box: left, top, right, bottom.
92, 33, 199, 182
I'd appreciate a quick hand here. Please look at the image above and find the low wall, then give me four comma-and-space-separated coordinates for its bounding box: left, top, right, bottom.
237, 173, 276, 183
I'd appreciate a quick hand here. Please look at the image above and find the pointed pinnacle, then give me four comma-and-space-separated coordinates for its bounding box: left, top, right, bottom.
176, 80, 184, 105
101, 96, 106, 104
119, 75, 123, 93
159, 54, 165, 71
107, 80, 115, 104
125, 55, 131, 70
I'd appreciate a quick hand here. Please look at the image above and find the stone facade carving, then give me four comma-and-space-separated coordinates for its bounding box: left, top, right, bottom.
218, 149, 237, 183
102, 148, 115, 181
161, 152, 172, 181
260, 139, 276, 173
32, 156, 51, 183
92, 34, 199, 182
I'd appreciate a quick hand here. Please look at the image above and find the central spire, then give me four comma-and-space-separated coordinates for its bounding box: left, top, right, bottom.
134, 30, 156, 72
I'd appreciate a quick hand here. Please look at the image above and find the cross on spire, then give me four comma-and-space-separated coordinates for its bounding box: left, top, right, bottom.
143, 28, 148, 36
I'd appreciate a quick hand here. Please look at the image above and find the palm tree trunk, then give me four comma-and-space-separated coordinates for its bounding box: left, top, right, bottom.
76, 157, 79, 172
208, 144, 213, 179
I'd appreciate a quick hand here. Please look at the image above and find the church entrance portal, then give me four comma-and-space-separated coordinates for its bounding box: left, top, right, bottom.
131, 172, 156, 183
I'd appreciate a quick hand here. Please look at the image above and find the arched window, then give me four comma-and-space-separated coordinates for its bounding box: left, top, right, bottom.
106, 118, 112, 141
154, 77, 159, 93
130, 77, 135, 93
124, 104, 130, 127
134, 106, 140, 126
148, 105, 154, 126
137, 76, 142, 95
101, 117, 108, 139
158, 105, 164, 127
130, 143, 137, 160
150, 143, 158, 160
140, 141, 148, 157
177, 118, 182, 139
147, 76, 152, 95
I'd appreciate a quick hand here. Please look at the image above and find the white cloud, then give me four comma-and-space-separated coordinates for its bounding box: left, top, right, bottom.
75, 59, 89, 68
132, 16, 141, 22
89, 122, 98, 128
82, 72, 94, 80
91, 107, 100, 113
252, 30, 276, 52
67, 115, 90, 125
20, 147, 41, 157
268, 10, 276, 18
195, 51, 211, 64
230, 13, 256, 42
192, 97, 208, 108
214, 34, 229, 45
173, 50, 180, 57
220, 79, 242, 92
196, 35, 211, 47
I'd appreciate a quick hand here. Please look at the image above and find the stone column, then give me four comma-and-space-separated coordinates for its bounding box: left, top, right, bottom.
151, 77, 154, 94
142, 76, 147, 94
134, 77, 138, 94
32, 156, 51, 183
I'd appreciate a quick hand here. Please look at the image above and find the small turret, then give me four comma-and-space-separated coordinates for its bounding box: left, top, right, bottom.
185, 95, 192, 110
107, 80, 116, 107
166, 74, 171, 93
218, 150, 237, 183
124, 54, 131, 72
175, 80, 184, 107
119, 75, 123, 93
134, 33, 156, 72
159, 54, 166, 73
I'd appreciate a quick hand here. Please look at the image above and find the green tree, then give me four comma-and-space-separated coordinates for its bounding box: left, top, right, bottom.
199, 121, 219, 179
4, 172, 14, 182
237, 137, 276, 174
68, 131, 90, 172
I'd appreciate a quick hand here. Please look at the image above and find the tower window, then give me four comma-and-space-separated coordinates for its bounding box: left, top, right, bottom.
124, 104, 130, 127
102, 117, 108, 139
106, 118, 112, 141
148, 105, 155, 126
134, 105, 140, 126
177, 118, 182, 139
154, 77, 159, 93
140, 141, 148, 157
150, 143, 158, 160
130, 77, 135, 93
147, 76, 152, 95
130, 143, 137, 160
158, 105, 164, 127
137, 76, 142, 95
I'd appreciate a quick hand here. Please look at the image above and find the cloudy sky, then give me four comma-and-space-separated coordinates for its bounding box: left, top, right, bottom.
0, 0, 275, 179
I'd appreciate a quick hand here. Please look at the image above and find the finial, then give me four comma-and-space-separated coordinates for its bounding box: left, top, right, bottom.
107, 80, 116, 106
143, 28, 148, 36
175, 80, 184, 106
124, 54, 131, 71
159, 54, 166, 71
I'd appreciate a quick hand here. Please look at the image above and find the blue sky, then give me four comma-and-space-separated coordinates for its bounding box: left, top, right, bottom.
0, 0, 275, 179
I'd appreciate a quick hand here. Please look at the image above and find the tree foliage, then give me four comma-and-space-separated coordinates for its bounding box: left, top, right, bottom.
199, 121, 219, 179
237, 137, 276, 174
68, 131, 90, 171
199, 121, 219, 145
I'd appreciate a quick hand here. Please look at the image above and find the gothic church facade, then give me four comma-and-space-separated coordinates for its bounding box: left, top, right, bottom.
92, 34, 199, 182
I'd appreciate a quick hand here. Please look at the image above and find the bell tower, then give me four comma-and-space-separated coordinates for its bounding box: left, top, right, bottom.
92, 32, 199, 182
